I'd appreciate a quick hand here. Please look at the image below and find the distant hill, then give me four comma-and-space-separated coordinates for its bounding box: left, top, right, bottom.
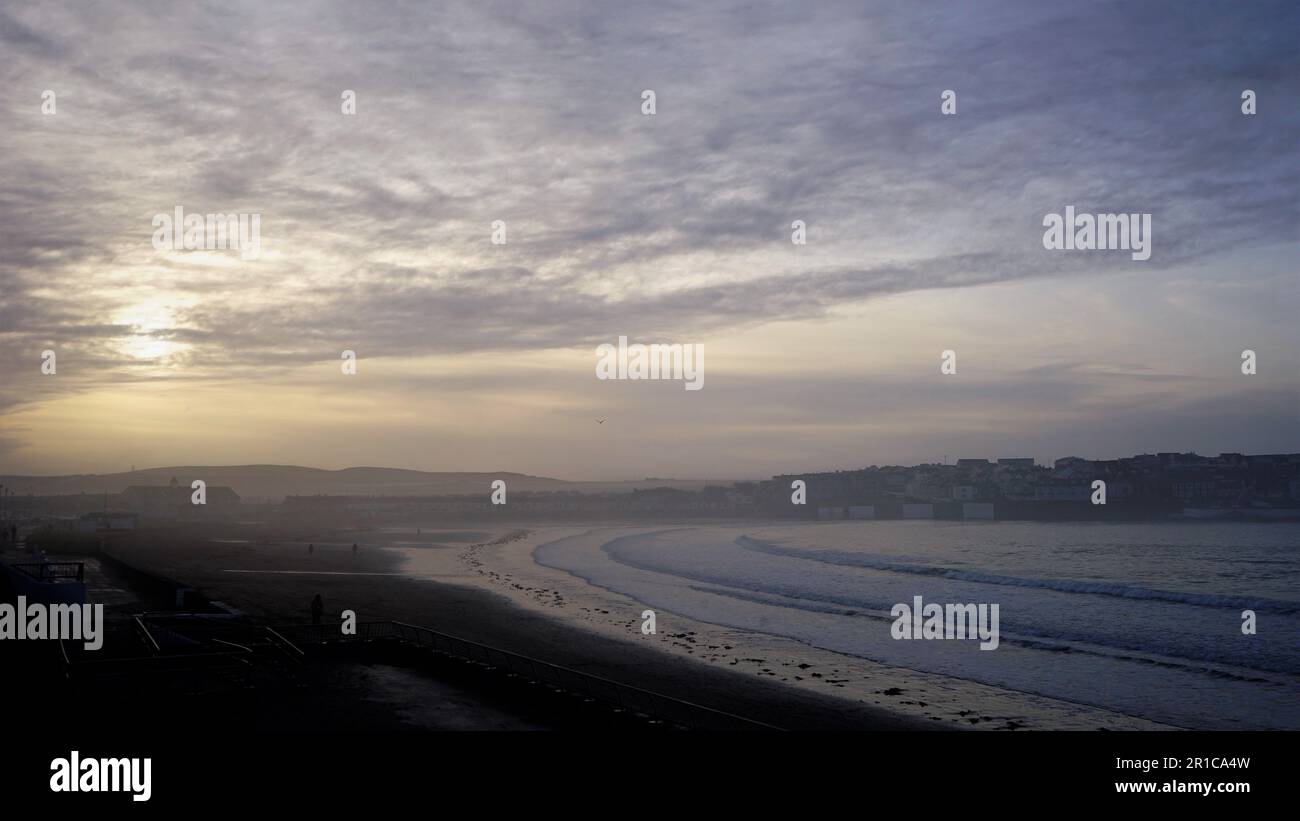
0, 465, 740, 501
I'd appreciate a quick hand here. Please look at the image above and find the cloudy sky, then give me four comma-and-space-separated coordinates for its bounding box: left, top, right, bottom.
1, 0, 1296, 480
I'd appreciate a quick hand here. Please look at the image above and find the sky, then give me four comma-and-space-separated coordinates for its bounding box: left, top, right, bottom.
0, 0, 1297, 480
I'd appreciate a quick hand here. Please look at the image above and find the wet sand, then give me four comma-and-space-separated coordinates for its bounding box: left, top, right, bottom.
100, 521, 1169, 730
103, 525, 937, 730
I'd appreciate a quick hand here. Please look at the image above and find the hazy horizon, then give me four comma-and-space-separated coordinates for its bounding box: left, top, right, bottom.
4, 446, 1299, 487
2, 0, 1297, 480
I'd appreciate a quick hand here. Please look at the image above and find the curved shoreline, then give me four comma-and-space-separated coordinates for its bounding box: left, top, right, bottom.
104, 521, 1189, 730
443, 525, 1172, 730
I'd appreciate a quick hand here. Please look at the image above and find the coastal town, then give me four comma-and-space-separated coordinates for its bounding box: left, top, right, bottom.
3, 451, 1297, 530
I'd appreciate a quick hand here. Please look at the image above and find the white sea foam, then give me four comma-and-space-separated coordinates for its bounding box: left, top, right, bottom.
533, 521, 1300, 729
736, 535, 1300, 614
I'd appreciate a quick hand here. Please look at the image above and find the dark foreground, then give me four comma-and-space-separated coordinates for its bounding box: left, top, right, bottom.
3, 524, 933, 733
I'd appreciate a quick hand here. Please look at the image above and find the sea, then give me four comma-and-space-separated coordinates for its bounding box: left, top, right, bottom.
533, 521, 1300, 729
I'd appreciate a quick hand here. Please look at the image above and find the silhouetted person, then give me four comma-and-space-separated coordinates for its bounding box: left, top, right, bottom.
352, 542, 358, 554
308, 542, 314, 555
310, 594, 323, 625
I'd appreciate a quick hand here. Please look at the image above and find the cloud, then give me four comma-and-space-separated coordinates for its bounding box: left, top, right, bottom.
0, 0, 1296, 470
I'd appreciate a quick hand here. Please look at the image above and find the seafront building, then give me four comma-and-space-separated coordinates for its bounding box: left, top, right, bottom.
3, 452, 1298, 525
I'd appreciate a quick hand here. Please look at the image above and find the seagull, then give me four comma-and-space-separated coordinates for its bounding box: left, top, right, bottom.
595, 419, 605, 424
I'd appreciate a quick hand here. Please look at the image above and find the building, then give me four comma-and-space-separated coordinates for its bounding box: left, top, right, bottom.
997, 458, 1035, 468
1033, 483, 1090, 501
122, 478, 241, 518
77, 511, 138, 533
1053, 457, 1090, 478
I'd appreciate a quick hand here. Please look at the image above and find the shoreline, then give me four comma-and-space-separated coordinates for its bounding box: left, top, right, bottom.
98, 521, 1181, 730
104, 526, 935, 730
431, 525, 1172, 730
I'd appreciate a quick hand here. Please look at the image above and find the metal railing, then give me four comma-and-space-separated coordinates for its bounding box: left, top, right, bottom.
8, 561, 84, 583
61, 644, 256, 691
263, 627, 306, 666
281, 620, 780, 731
133, 615, 161, 654
59, 616, 301, 693
52, 614, 779, 729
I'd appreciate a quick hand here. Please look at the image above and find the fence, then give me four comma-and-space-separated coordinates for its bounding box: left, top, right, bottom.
281, 620, 780, 731
8, 561, 84, 583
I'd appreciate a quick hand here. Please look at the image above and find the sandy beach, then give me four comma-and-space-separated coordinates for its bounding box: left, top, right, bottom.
98, 524, 926, 730
92, 520, 1177, 730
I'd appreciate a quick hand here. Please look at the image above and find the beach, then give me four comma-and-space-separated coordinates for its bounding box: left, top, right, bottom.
92, 518, 1280, 730
509, 522, 1298, 730
99, 524, 928, 730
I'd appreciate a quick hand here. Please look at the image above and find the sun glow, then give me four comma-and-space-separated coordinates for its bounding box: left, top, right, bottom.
111, 300, 189, 363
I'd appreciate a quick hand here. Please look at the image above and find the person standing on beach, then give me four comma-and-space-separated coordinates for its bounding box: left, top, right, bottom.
308, 542, 314, 555
352, 542, 358, 555
311, 594, 324, 625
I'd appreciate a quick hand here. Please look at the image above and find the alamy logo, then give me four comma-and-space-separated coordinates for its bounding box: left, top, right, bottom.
152, 206, 261, 260
0, 597, 103, 650
891, 595, 999, 650
596, 336, 703, 391
50, 752, 151, 802
1042, 205, 1151, 261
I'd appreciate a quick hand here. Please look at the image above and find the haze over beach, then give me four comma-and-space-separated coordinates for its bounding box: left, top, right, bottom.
0, 1, 1298, 802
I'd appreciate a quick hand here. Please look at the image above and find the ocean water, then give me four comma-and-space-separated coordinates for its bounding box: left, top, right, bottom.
534, 521, 1300, 729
